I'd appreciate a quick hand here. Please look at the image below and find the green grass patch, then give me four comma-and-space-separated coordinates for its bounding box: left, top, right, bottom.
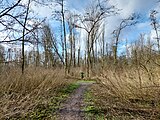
59, 83, 80, 94
84, 90, 105, 120
24, 83, 80, 120
76, 80, 96, 84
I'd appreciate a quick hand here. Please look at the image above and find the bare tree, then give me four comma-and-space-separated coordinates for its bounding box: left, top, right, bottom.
53, 0, 68, 74
0, 45, 5, 64
75, 0, 116, 77
66, 11, 79, 73
0, 0, 44, 72
150, 10, 160, 53
42, 23, 64, 67
22, 0, 31, 74
112, 13, 139, 64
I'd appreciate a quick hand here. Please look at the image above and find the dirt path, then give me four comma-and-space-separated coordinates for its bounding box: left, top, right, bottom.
57, 82, 94, 120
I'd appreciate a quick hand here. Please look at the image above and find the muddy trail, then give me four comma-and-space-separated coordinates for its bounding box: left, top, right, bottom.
57, 81, 94, 120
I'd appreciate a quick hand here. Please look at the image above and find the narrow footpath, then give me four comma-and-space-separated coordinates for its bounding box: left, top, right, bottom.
58, 82, 94, 120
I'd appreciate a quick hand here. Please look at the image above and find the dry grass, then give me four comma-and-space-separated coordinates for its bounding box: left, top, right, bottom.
0, 67, 76, 119
91, 65, 160, 119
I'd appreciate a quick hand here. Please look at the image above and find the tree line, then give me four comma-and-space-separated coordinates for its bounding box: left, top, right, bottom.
0, 0, 160, 78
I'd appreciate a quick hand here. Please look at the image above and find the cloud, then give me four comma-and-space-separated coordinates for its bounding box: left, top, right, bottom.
150, 29, 160, 44
104, 0, 159, 45
30, 2, 53, 19
20, 0, 55, 19
109, 0, 157, 18
76, 27, 87, 56
8, 0, 160, 55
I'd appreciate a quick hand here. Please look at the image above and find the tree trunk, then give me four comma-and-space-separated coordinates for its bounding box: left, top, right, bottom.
73, 35, 76, 67
61, 20, 64, 63
36, 46, 39, 67
78, 47, 80, 67
68, 27, 72, 74
87, 33, 90, 77
61, 0, 68, 75
22, 0, 30, 74
114, 29, 120, 64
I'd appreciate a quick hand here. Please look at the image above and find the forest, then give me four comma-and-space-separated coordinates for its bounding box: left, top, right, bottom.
0, 0, 160, 119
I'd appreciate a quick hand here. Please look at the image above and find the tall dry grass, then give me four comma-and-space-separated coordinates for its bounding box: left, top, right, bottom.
0, 67, 75, 119
92, 65, 160, 119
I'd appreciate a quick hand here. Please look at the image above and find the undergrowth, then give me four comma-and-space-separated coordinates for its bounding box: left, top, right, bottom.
0, 67, 79, 119
25, 83, 80, 119
91, 66, 160, 119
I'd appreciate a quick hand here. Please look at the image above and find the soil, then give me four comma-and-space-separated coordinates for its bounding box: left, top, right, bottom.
57, 82, 94, 120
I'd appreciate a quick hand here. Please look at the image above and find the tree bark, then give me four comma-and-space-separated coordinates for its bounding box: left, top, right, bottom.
61, 0, 68, 75
78, 47, 80, 67
22, 0, 30, 74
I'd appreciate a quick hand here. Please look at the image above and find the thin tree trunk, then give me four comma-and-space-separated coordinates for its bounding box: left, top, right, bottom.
22, 0, 30, 74
153, 23, 160, 53
61, 20, 64, 62
68, 28, 72, 74
114, 29, 120, 64
102, 26, 105, 59
36, 42, 39, 67
87, 33, 90, 77
61, 0, 68, 75
73, 35, 76, 67
78, 47, 80, 67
